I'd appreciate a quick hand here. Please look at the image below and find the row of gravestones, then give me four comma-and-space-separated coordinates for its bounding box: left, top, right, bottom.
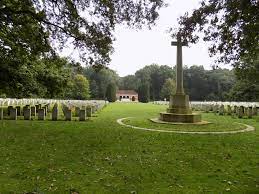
61, 104, 93, 121
0, 104, 50, 120
204, 104, 258, 118
0, 103, 99, 121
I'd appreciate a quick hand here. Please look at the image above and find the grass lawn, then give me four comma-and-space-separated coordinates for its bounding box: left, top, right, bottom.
0, 103, 258, 193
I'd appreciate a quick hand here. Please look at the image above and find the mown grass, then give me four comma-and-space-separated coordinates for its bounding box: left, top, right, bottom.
0, 103, 258, 193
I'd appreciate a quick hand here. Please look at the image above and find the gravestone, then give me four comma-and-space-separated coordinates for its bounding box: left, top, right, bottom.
213, 105, 218, 113
219, 105, 224, 115
0, 108, 3, 120
247, 107, 253, 118
79, 109, 86, 121
10, 108, 17, 120
238, 106, 244, 118
23, 105, 30, 116
31, 106, 36, 116
43, 106, 48, 116
75, 107, 80, 117
205, 105, 210, 113
35, 104, 40, 113
16, 106, 21, 116
52, 105, 58, 121
227, 105, 232, 115
86, 107, 92, 117
46, 104, 51, 113
24, 108, 31, 120
244, 107, 248, 116
159, 34, 201, 123
7, 106, 13, 116
233, 105, 237, 114
252, 106, 258, 116
65, 109, 72, 121
38, 109, 45, 120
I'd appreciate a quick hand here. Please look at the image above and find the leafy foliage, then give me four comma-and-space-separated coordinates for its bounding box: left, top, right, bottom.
0, 56, 72, 98
106, 82, 117, 102
0, 0, 166, 66
174, 0, 259, 66
84, 67, 119, 99
135, 64, 175, 100
66, 74, 91, 100
160, 78, 176, 100
138, 82, 150, 103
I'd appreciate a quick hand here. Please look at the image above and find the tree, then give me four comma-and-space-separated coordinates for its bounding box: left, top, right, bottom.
174, 0, 258, 67
0, 55, 72, 98
138, 82, 150, 103
160, 78, 176, 100
84, 67, 119, 99
0, 0, 166, 98
119, 75, 137, 90
0, 0, 166, 66
106, 82, 117, 102
66, 74, 90, 100
183, 66, 210, 101
228, 80, 259, 101
135, 64, 175, 100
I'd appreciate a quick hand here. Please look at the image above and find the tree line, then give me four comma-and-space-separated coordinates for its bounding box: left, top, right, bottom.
1, 54, 258, 102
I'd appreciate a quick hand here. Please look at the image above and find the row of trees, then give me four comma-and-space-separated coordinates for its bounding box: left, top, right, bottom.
1, 58, 257, 102
2, 58, 257, 102
119, 64, 240, 102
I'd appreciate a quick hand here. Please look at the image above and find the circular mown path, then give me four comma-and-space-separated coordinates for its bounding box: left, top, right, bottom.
117, 117, 255, 135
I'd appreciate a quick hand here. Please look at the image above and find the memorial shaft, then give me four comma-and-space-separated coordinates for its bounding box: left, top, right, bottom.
176, 43, 184, 94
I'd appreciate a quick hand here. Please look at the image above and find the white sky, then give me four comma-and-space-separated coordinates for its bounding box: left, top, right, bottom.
110, 0, 221, 77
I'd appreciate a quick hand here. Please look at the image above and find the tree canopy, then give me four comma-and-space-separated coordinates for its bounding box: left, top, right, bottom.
0, 0, 165, 66
174, 0, 258, 67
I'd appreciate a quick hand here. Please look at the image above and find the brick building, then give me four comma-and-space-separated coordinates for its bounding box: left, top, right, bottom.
116, 90, 138, 102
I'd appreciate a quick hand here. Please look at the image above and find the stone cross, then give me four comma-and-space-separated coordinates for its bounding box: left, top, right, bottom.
171, 34, 188, 95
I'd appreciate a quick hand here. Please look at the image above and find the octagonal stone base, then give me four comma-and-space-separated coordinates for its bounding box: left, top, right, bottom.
160, 112, 201, 123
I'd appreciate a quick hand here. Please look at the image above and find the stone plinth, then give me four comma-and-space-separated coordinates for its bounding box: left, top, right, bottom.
24, 108, 31, 120
167, 94, 192, 114
160, 94, 202, 124
160, 112, 201, 123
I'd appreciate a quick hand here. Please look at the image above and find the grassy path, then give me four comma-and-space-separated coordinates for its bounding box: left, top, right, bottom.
0, 103, 258, 193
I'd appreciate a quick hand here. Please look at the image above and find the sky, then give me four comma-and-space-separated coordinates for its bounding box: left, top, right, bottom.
110, 0, 221, 77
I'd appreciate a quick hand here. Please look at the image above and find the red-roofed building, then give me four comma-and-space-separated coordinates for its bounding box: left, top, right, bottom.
116, 90, 138, 101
